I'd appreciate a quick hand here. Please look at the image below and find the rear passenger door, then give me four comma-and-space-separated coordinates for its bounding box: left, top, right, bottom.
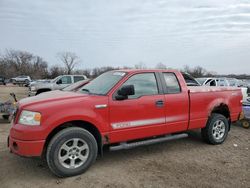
161, 72, 189, 132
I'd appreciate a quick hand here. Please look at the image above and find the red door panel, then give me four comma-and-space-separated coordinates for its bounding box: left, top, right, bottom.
164, 93, 189, 132
108, 95, 166, 143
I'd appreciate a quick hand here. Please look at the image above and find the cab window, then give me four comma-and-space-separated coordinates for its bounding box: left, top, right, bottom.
59, 76, 72, 84
163, 73, 181, 94
121, 73, 158, 99
74, 76, 84, 83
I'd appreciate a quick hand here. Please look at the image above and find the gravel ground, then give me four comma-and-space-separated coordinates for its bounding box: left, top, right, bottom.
0, 86, 249, 188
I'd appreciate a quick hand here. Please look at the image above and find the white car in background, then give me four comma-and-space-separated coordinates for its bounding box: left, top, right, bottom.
28, 75, 87, 96
11, 75, 31, 85
196, 77, 230, 87
197, 77, 249, 103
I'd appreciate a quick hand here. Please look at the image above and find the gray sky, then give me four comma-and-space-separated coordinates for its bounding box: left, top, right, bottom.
0, 0, 250, 74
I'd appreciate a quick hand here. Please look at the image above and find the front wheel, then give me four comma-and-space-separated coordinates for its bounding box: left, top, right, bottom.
25, 79, 29, 84
2, 114, 10, 120
201, 113, 229, 145
46, 127, 98, 177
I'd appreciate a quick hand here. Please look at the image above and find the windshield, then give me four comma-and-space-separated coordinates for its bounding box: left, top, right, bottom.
51, 76, 61, 83
79, 71, 126, 95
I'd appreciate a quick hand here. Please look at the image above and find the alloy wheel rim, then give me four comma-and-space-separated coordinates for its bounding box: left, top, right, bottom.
212, 120, 226, 140
58, 138, 89, 169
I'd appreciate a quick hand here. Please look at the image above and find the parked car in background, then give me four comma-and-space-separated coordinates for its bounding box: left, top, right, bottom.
62, 79, 90, 92
28, 75, 87, 96
197, 77, 249, 103
0, 76, 6, 85
227, 78, 244, 87
11, 75, 31, 85
28, 79, 51, 87
196, 77, 230, 86
242, 79, 250, 95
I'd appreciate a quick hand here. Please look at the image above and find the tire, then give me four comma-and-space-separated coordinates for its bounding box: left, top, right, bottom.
241, 119, 250, 129
25, 79, 29, 84
36, 89, 50, 95
201, 113, 229, 145
2, 115, 10, 120
46, 127, 98, 177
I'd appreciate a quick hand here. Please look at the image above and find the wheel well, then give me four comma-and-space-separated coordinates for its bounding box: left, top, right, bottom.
211, 104, 230, 118
36, 88, 51, 95
42, 120, 102, 159
210, 103, 231, 128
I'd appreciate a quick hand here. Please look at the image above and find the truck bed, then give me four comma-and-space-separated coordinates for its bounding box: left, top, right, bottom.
187, 86, 242, 129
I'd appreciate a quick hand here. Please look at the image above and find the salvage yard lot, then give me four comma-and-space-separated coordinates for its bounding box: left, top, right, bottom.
0, 86, 249, 188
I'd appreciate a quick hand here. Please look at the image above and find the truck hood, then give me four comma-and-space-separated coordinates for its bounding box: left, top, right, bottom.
19, 90, 87, 107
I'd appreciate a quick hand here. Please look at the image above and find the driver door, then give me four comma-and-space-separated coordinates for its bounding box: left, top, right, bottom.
108, 72, 166, 143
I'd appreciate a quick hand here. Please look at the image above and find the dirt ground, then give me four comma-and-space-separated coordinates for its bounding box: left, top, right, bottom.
0, 86, 249, 188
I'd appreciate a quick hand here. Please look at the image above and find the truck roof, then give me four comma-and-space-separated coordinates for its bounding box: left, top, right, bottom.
113, 69, 178, 73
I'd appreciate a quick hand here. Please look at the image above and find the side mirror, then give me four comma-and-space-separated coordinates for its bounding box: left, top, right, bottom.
56, 79, 62, 84
116, 85, 135, 100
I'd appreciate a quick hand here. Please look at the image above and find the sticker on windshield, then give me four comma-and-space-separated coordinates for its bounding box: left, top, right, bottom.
113, 72, 126, 77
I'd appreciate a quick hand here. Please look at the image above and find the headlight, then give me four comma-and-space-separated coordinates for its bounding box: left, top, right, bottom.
18, 110, 41, 126
30, 86, 36, 91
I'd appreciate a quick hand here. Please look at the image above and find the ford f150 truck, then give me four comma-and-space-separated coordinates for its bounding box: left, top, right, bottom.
8, 69, 242, 177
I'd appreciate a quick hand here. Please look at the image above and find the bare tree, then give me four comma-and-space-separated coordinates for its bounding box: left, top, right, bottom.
0, 49, 48, 79
57, 52, 80, 74
155, 63, 167, 69
91, 66, 116, 78
182, 65, 216, 78
74, 69, 91, 78
134, 62, 147, 69
48, 65, 65, 78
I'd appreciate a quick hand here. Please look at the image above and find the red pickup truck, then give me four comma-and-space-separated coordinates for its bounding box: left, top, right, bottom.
8, 69, 242, 177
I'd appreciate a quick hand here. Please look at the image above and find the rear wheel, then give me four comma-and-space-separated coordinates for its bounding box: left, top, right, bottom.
46, 127, 98, 177
201, 113, 229, 145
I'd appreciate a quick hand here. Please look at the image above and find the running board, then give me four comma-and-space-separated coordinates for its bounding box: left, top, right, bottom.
109, 133, 188, 151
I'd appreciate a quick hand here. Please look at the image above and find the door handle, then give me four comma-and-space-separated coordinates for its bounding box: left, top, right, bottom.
155, 100, 164, 107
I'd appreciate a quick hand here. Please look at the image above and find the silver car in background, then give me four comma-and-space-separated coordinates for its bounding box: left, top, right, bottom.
28, 75, 87, 96
11, 75, 31, 85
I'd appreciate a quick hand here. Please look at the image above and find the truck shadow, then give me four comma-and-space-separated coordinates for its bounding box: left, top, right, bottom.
4, 130, 205, 181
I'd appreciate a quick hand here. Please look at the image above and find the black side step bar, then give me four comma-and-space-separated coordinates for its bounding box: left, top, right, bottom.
109, 133, 188, 151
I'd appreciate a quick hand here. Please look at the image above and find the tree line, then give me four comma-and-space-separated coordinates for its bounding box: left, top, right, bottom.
0, 49, 248, 80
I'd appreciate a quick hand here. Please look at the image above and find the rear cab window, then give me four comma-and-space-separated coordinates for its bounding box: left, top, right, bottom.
163, 72, 181, 94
